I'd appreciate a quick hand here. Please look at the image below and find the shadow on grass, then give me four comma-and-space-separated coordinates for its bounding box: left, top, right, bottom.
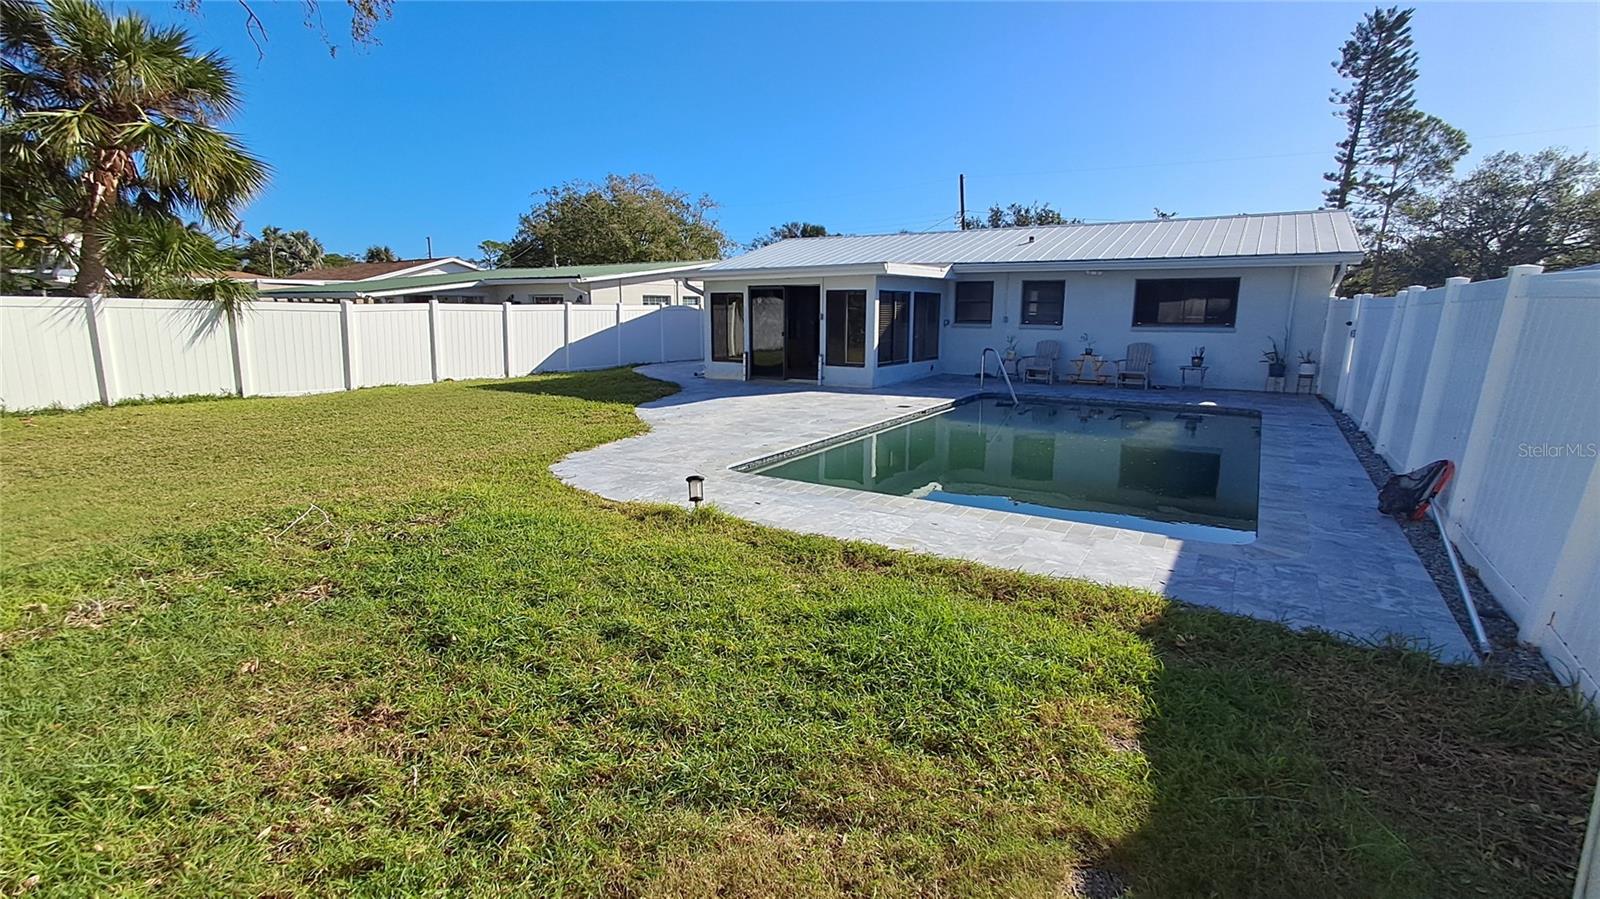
469, 368, 680, 406
1118, 605, 1599, 897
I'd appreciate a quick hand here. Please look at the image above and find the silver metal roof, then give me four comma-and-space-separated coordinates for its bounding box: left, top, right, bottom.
705, 210, 1363, 272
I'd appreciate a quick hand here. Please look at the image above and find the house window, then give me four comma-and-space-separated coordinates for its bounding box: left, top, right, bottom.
825, 289, 866, 367
954, 281, 993, 324
710, 292, 744, 362
642, 294, 671, 306
1132, 278, 1240, 327
877, 290, 910, 366
912, 291, 940, 361
531, 295, 564, 305
1020, 280, 1065, 327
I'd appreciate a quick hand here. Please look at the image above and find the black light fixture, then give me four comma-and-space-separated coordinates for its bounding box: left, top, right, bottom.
686, 475, 705, 509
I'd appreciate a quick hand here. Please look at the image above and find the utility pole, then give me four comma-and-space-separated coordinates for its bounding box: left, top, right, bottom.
958, 174, 967, 230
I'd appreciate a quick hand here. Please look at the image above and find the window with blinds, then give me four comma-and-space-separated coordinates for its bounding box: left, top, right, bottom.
912, 291, 940, 361
954, 281, 993, 324
1133, 278, 1240, 327
825, 290, 866, 366
877, 291, 910, 365
1021, 280, 1065, 327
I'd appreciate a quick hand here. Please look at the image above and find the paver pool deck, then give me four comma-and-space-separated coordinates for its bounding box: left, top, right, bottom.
554, 362, 1474, 662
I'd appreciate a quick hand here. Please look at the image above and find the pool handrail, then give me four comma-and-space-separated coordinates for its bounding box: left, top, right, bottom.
978, 348, 1021, 407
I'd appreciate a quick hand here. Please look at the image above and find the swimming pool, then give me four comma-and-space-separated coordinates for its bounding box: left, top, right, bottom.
744, 395, 1262, 543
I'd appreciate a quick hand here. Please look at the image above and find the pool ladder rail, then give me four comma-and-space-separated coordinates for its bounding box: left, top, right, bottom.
978, 347, 1023, 409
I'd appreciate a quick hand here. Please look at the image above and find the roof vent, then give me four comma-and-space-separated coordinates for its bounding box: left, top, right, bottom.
1027, 235, 1035, 243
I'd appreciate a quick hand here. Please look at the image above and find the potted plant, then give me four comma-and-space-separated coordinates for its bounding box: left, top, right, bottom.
1261, 338, 1287, 379
1079, 332, 1097, 358
1298, 350, 1317, 376
1003, 335, 1019, 361
1190, 346, 1206, 367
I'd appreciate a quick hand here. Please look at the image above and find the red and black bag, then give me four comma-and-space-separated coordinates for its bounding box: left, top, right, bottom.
1378, 459, 1455, 521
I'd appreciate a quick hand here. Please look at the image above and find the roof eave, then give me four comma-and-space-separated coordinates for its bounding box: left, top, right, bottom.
946, 252, 1366, 274
699, 262, 951, 281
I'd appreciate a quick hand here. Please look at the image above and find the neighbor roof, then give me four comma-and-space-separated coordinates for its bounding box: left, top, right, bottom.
261, 261, 712, 298
702, 210, 1364, 275
287, 257, 477, 281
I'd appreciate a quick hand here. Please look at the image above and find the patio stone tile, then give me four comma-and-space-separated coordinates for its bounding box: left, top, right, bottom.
554, 362, 1480, 664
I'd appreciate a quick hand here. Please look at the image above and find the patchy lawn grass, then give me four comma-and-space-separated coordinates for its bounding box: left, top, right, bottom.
2, 370, 1595, 898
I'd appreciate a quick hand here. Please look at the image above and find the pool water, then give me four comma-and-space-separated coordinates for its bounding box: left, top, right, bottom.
749, 396, 1262, 543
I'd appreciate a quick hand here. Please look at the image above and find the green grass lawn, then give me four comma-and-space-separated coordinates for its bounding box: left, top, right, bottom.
2, 370, 1595, 898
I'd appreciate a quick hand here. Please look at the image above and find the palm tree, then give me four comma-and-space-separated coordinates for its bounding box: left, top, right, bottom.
1, 0, 268, 296
364, 244, 397, 263
284, 229, 324, 272
246, 226, 322, 275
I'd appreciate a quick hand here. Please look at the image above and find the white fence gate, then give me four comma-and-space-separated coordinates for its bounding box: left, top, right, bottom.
1320, 265, 1600, 700
0, 296, 704, 411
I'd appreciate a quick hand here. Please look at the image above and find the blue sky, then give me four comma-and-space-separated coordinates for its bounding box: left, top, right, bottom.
128, 1, 1599, 260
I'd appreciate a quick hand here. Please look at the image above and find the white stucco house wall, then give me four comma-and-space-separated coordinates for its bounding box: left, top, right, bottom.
259, 261, 708, 306
696, 210, 1364, 392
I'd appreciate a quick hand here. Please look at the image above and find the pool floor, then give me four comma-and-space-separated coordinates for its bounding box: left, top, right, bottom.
749, 397, 1261, 544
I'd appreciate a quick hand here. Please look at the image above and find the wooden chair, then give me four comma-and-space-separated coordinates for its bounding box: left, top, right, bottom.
1020, 340, 1062, 384
1114, 342, 1155, 389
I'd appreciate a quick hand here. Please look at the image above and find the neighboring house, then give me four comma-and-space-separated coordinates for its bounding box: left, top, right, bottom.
259, 261, 710, 306
697, 210, 1364, 391
281, 256, 481, 284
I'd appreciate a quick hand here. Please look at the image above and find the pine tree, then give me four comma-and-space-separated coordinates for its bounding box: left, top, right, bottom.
1325, 7, 1420, 209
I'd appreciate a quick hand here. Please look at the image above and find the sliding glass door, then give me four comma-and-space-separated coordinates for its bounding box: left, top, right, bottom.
748, 287, 785, 379
747, 285, 820, 381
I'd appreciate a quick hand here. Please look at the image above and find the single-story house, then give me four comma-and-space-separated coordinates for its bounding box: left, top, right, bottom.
259, 261, 710, 306
696, 210, 1364, 391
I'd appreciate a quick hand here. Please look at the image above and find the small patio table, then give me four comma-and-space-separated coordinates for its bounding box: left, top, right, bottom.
1179, 365, 1208, 389
1068, 354, 1109, 385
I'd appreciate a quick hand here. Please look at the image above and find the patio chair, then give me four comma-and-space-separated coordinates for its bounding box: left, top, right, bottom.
1113, 342, 1155, 389
1019, 340, 1062, 384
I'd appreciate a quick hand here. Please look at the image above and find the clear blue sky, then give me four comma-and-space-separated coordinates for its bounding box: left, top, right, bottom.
128, 1, 1599, 259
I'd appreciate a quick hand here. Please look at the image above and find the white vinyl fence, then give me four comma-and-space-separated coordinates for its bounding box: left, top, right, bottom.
0, 296, 704, 411
1321, 265, 1600, 700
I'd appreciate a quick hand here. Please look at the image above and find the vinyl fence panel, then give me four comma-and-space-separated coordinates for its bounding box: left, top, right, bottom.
102, 297, 237, 400
352, 303, 432, 387
567, 306, 621, 370
0, 296, 101, 410
435, 303, 504, 381
0, 295, 704, 411
507, 305, 567, 374
1325, 267, 1600, 702
243, 302, 346, 397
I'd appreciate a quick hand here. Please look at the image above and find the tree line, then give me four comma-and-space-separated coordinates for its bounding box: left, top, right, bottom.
1325, 6, 1597, 294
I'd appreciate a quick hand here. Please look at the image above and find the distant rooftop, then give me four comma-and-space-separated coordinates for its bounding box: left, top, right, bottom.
287, 257, 477, 281
703, 210, 1365, 273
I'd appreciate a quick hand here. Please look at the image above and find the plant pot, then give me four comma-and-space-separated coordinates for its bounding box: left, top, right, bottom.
1190, 356, 1205, 367
1003, 350, 1017, 361
1267, 362, 1287, 378
1298, 362, 1318, 376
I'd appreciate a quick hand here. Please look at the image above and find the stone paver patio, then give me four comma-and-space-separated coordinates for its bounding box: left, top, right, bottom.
554, 362, 1473, 662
